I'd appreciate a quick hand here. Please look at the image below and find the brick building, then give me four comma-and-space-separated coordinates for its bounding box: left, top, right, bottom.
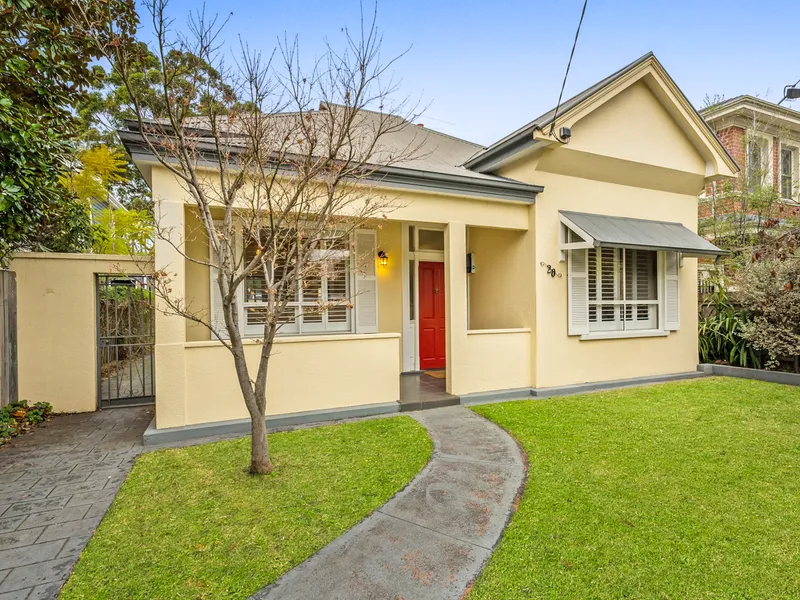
700, 96, 800, 222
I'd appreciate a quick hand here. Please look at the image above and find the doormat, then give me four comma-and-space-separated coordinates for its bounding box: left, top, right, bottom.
424, 370, 446, 379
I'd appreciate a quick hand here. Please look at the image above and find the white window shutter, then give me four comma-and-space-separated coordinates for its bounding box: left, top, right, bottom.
568, 248, 589, 336
354, 229, 378, 333
664, 251, 680, 331
209, 220, 241, 339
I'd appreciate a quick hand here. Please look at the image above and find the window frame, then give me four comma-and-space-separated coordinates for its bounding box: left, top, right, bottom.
780, 144, 797, 201
240, 231, 355, 338
746, 135, 772, 189
586, 246, 660, 335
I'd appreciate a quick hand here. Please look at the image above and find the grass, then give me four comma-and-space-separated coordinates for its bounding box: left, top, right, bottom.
468, 377, 800, 599
60, 416, 432, 600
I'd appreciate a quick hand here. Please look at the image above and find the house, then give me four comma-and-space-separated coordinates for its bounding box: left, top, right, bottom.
699, 96, 800, 245
118, 52, 737, 440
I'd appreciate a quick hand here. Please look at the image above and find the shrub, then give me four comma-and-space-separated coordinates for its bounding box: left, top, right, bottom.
698, 283, 762, 368
736, 255, 800, 372
0, 400, 53, 446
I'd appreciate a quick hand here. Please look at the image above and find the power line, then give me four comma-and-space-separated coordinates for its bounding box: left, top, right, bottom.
778, 76, 800, 105
549, 0, 589, 138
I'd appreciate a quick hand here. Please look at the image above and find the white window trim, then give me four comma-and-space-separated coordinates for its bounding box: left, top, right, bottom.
779, 143, 797, 201
579, 330, 669, 341
563, 245, 680, 341
746, 134, 773, 187
586, 247, 660, 336
227, 228, 371, 339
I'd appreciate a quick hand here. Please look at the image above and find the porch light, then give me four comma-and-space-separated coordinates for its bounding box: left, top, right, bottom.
378, 250, 388, 267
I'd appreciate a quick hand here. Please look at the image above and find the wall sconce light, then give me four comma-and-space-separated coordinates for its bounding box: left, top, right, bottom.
378, 250, 388, 267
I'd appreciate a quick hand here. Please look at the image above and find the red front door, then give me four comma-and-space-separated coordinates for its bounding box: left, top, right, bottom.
418, 261, 446, 370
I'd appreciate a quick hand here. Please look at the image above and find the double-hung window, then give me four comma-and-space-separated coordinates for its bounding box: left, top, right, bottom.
781, 146, 795, 200
746, 137, 770, 189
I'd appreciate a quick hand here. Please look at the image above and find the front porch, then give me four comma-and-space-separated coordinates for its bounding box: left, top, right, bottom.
398, 371, 460, 412
152, 207, 536, 431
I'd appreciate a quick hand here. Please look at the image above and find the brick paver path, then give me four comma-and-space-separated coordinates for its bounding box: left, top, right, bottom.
0, 407, 152, 599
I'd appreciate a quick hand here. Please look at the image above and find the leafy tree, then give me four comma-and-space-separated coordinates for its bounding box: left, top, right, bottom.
74, 43, 232, 212
93, 208, 154, 255
0, 0, 138, 265
700, 97, 800, 255
61, 145, 154, 254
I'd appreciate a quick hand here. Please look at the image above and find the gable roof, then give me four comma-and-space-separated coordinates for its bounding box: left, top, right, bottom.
464, 52, 739, 177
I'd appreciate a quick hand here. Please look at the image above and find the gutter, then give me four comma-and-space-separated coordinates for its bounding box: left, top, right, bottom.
118, 129, 543, 204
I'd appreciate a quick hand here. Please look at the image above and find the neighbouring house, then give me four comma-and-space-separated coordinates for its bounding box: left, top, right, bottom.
16, 52, 735, 437
699, 96, 800, 247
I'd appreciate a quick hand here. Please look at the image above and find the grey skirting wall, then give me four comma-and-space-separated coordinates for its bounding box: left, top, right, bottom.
697, 363, 800, 386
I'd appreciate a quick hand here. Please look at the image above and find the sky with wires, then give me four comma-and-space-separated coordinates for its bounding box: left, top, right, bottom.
143, 0, 800, 145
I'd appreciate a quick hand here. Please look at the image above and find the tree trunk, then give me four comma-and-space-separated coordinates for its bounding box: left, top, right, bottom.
250, 413, 273, 475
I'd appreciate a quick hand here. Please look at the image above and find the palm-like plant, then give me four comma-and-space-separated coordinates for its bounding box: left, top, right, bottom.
698, 282, 762, 368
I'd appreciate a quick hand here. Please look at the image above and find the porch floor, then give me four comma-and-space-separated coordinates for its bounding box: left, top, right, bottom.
398, 372, 460, 412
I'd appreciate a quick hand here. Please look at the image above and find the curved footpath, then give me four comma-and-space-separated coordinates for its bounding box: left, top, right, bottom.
251, 406, 527, 600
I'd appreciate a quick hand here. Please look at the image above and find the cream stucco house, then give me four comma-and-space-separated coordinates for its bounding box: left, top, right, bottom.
120, 52, 737, 441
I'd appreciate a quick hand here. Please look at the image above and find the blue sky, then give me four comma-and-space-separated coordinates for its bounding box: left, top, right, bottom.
152, 0, 800, 145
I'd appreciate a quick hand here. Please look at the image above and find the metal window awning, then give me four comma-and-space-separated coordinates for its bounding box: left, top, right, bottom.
559, 210, 727, 257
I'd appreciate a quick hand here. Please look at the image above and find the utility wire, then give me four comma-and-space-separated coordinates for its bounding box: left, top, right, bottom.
549, 0, 589, 137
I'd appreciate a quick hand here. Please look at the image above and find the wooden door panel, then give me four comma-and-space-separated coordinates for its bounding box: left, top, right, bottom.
418, 261, 446, 370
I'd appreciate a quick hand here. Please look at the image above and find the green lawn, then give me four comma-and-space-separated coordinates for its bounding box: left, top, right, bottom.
469, 377, 800, 599
60, 416, 432, 600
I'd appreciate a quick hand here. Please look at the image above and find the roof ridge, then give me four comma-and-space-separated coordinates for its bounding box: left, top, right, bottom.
413, 125, 483, 148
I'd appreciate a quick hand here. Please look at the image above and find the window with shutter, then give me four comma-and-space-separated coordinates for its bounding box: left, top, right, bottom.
568, 246, 666, 337
240, 230, 353, 336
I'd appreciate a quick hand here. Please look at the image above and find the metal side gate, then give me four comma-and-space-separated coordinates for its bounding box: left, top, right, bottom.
96, 274, 155, 408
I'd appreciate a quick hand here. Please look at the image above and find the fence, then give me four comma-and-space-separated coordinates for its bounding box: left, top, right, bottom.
0, 270, 17, 407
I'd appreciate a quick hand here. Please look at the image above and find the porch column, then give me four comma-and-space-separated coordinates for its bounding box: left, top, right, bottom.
153, 196, 187, 429
445, 221, 468, 396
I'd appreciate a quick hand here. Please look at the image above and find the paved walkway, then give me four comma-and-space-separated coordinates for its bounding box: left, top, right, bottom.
252, 406, 526, 600
0, 407, 152, 599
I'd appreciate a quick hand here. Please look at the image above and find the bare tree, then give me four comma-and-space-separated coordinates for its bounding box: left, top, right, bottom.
88, 0, 422, 474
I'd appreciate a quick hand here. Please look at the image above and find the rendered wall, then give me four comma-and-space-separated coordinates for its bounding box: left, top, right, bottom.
11, 253, 151, 413
181, 334, 400, 426
499, 79, 707, 389
467, 226, 529, 330
456, 330, 531, 395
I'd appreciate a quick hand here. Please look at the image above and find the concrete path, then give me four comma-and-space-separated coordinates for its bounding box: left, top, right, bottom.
0, 406, 152, 599
252, 406, 526, 600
